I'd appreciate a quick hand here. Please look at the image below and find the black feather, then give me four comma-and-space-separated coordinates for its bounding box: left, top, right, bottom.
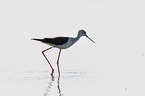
32, 37, 69, 45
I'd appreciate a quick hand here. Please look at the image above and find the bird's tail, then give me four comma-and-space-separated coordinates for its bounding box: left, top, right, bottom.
31, 38, 43, 42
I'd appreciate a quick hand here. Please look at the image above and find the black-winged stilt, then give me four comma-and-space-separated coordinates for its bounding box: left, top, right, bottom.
32, 30, 95, 76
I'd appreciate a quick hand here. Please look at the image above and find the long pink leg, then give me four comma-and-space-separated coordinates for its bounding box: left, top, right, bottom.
57, 49, 61, 76
42, 47, 54, 75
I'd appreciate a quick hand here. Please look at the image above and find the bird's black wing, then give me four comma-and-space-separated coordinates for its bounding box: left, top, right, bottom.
42, 37, 69, 45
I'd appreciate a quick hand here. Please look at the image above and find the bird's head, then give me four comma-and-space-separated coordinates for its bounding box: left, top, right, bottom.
78, 30, 87, 36
78, 30, 95, 43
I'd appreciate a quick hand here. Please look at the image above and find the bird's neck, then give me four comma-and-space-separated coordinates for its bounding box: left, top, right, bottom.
71, 34, 81, 44
75, 33, 82, 41
68, 34, 82, 47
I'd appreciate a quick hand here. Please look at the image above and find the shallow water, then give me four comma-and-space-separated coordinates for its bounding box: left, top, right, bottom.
1, 60, 145, 96
0, 69, 88, 96
0, 67, 130, 96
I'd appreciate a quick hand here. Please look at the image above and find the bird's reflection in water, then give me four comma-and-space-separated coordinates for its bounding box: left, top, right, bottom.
43, 75, 54, 96
57, 75, 62, 96
43, 75, 62, 96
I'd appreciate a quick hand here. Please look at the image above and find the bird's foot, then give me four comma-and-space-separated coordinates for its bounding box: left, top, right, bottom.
50, 70, 54, 76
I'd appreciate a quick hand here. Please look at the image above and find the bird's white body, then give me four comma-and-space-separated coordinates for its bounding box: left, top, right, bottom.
44, 37, 79, 49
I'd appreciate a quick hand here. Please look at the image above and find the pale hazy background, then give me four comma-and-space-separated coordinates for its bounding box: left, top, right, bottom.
0, 0, 145, 96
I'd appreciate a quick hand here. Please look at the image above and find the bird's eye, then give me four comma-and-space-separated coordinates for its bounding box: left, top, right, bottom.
84, 32, 86, 34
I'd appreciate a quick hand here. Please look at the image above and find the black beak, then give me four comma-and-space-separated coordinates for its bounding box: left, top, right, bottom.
85, 35, 95, 43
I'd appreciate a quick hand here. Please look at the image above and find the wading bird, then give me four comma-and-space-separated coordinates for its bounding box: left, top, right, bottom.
32, 30, 95, 76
